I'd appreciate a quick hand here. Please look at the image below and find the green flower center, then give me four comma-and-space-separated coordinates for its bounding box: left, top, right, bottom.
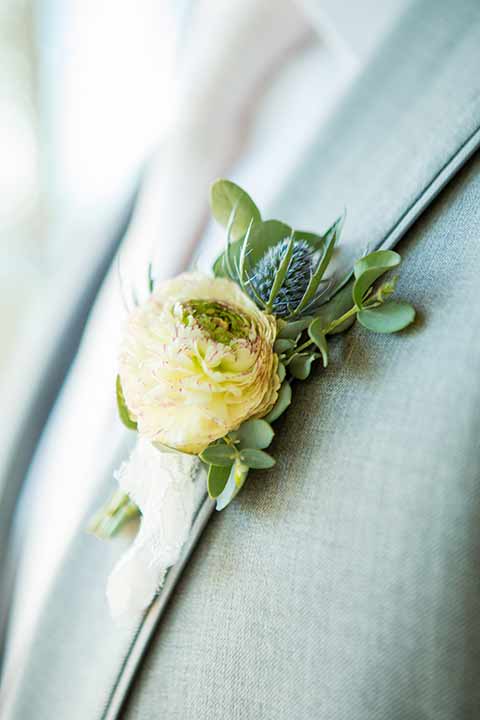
180, 300, 251, 344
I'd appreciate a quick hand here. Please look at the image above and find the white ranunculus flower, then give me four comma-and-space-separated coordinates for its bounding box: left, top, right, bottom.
119, 272, 280, 454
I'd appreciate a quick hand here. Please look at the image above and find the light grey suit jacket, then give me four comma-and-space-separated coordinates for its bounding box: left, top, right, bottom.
3, 0, 480, 717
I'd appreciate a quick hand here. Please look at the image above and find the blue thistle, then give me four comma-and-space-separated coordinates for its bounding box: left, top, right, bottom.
249, 239, 315, 317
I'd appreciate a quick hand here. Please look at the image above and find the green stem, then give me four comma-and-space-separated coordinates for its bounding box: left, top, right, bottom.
88, 490, 140, 539
291, 338, 314, 356
323, 304, 359, 333
283, 294, 389, 367
224, 434, 237, 449
286, 304, 360, 361
224, 434, 242, 460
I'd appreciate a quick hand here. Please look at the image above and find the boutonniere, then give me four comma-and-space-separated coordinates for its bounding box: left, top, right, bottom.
89, 180, 416, 618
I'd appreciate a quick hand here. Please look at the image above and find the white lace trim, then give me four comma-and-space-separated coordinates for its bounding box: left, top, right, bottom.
106, 439, 200, 620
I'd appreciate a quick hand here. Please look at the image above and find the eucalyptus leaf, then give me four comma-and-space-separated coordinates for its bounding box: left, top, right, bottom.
264, 381, 292, 423
200, 443, 236, 466
289, 353, 317, 380
239, 449, 276, 469
244, 219, 292, 266
207, 464, 231, 499
357, 301, 416, 333
292, 229, 326, 252
308, 319, 329, 367
215, 462, 248, 511
274, 338, 295, 354
213, 219, 288, 281
116, 375, 137, 431
278, 362, 286, 383
230, 419, 274, 450
277, 316, 313, 339
353, 250, 401, 308
233, 460, 249, 488
210, 179, 261, 242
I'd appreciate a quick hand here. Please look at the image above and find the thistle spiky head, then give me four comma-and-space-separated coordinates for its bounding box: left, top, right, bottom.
248, 238, 315, 317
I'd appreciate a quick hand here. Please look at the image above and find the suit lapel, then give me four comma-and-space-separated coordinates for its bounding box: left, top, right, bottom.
103, 495, 213, 720
4, 0, 480, 718
105, 1, 480, 715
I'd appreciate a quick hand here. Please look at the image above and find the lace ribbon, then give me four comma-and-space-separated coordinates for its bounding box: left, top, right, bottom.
107, 439, 202, 620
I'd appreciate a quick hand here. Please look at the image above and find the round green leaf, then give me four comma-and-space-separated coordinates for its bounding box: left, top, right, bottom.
207, 465, 231, 499
239, 449, 276, 469
212, 219, 290, 282
357, 301, 415, 333
233, 460, 249, 488
230, 419, 274, 450
277, 316, 313, 339
264, 382, 292, 423
274, 338, 295, 354
278, 362, 286, 383
200, 443, 236, 466
116, 375, 137, 431
215, 462, 249, 511
289, 354, 317, 380
353, 250, 401, 308
244, 220, 292, 267
292, 229, 325, 252
210, 180, 261, 242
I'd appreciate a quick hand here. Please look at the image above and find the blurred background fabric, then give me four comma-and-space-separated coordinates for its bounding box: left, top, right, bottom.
0, 0, 175, 475
0, 0, 42, 386
0, 0, 177, 679
0, 0, 410, 696
0, 0, 410, 407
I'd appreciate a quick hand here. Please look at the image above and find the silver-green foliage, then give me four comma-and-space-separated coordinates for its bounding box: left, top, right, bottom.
205, 180, 416, 509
